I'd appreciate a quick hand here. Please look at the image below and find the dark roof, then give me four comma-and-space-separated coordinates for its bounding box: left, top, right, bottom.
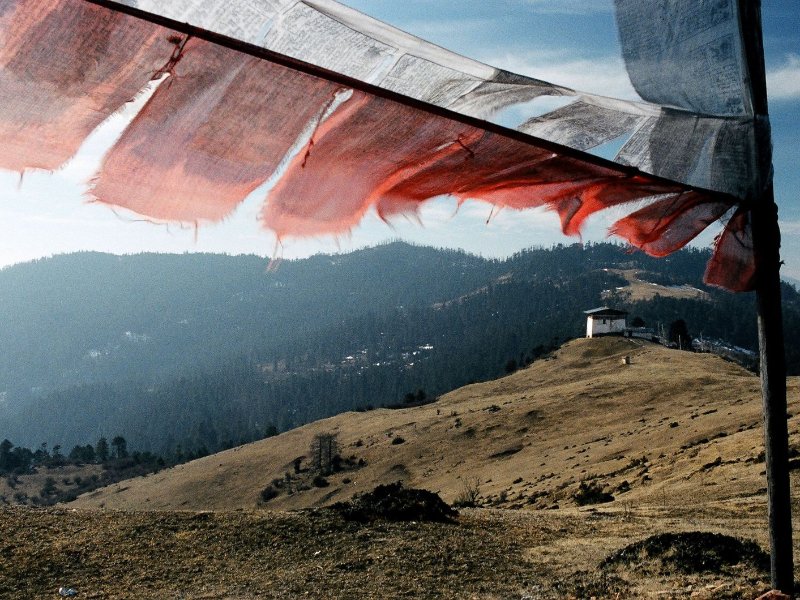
584, 307, 629, 317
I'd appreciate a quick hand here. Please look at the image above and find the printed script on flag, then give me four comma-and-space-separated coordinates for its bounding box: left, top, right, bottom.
0, 0, 768, 290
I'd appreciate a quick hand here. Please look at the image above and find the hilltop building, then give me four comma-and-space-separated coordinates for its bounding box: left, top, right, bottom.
584, 307, 628, 338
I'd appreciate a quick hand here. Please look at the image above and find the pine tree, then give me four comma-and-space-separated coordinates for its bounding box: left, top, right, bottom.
95, 437, 109, 463
111, 436, 128, 460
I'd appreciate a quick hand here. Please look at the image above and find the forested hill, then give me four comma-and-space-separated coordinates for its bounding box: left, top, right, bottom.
0, 242, 797, 456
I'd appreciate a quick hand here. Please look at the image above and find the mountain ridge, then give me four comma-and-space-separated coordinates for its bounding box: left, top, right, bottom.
2, 242, 798, 457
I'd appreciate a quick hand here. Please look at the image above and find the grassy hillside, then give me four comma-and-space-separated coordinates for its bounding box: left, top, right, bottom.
2, 337, 797, 599
73, 338, 800, 513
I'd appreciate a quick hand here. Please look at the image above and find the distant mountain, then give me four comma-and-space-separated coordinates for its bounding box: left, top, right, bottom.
783, 274, 800, 289
0, 242, 797, 455
0, 244, 495, 395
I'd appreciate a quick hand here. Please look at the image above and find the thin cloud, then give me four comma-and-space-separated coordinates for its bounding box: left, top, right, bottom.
767, 54, 800, 100
780, 219, 800, 235
524, 0, 614, 15
397, 17, 495, 41
486, 50, 639, 99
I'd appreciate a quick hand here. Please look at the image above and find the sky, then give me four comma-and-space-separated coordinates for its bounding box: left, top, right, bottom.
0, 0, 798, 277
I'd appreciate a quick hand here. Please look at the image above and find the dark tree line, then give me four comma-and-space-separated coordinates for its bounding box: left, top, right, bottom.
0, 435, 163, 477
1, 242, 799, 458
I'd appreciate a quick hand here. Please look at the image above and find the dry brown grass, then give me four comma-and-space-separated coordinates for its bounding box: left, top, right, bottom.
72, 338, 798, 514
0, 463, 104, 506
6, 337, 796, 598
0, 503, 785, 599
603, 269, 710, 301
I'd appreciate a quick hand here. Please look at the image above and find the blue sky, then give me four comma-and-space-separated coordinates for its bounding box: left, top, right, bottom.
0, 0, 798, 278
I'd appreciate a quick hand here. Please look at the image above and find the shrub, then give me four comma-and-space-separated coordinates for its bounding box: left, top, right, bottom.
332, 482, 457, 523
312, 475, 329, 488
40, 477, 58, 499
574, 481, 614, 506
391, 436, 405, 445
260, 485, 279, 503
452, 476, 481, 508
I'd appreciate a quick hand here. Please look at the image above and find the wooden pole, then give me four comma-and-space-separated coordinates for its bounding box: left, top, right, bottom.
740, 0, 795, 593
753, 186, 795, 594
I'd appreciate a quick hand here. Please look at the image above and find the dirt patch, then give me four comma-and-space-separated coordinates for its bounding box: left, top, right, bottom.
551, 570, 630, 598
489, 445, 523, 459
579, 337, 632, 359
601, 531, 770, 575
331, 482, 457, 523
603, 268, 710, 301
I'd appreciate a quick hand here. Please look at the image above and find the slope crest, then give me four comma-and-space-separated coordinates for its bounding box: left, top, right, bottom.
71, 337, 796, 514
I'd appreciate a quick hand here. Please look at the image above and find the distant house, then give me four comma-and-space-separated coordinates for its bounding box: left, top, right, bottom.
584, 307, 628, 338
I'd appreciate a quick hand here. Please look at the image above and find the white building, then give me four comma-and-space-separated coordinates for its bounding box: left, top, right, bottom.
584, 307, 628, 338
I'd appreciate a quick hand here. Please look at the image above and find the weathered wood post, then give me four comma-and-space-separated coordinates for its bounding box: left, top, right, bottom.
741, 0, 795, 593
